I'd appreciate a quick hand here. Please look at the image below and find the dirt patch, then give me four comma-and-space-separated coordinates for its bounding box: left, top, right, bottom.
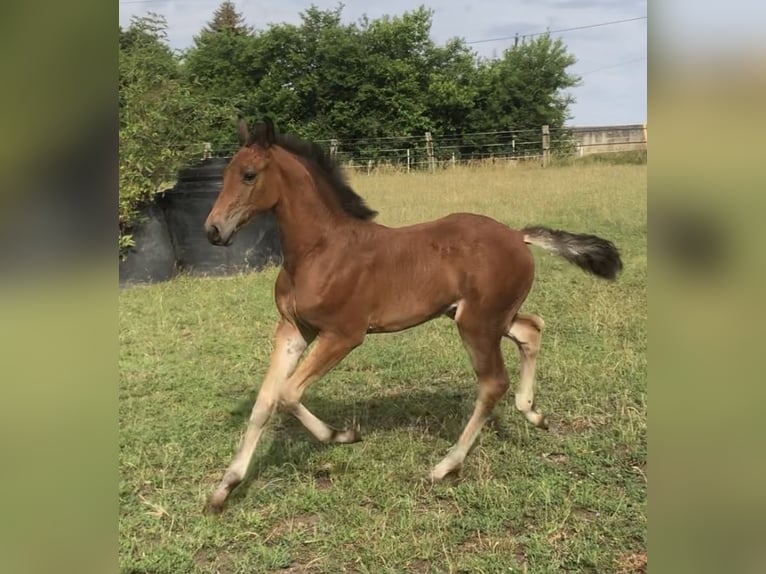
194, 547, 234, 574
280, 558, 323, 574
541, 452, 568, 464
265, 513, 321, 543
416, 496, 462, 518
547, 528, 569, 548
408, 558, 431, 573
572, 507, 599, 522
313, 465, 333, 491
507, 526, 528, 570
554, 414, 607, 435
456, 529, 526, 568
616, 551, 647, 573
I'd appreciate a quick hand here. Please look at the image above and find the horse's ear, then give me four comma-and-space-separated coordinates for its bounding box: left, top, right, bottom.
253, 118, 276, 148
237, 117, 251, 147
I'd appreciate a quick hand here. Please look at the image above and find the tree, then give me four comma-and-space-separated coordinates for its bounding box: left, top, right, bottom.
203, 0, 251, 35
119, 14, 235, 254
467, 35, 580, 155
165, 6, 581, 170
183, 2, 264, 151
424, 38, 480, 137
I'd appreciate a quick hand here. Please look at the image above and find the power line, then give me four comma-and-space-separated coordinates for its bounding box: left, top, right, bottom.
579, 56, 646, 76
118, 4, 647, 52
465, 16, 647, 45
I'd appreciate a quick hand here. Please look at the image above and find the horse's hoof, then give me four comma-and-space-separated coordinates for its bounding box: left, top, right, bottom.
330, 419, 362, 444
429, 464, 460, 483
334, 427, 361, 444
206, 489, 229, 515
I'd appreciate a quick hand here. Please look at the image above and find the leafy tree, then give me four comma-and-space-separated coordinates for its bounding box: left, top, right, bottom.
424, 37, 480, 137
126, 5, 582, 207
353, 8, 434, 138
467, 35, 580, 155
119, 14, 235, 254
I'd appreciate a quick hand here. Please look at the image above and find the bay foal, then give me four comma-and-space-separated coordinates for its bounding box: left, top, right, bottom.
203, 119, 622, 512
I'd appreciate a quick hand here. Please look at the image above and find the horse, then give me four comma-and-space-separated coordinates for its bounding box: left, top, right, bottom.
203, 119, 622, 513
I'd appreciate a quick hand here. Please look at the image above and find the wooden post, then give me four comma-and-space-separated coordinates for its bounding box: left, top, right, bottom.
202, 142, 212, 160
330, 138, 339, 159
451, 153, 456, 168
542, 125, 550, 167
406, 148, 411, 173
425, 132, 435, 173
367, 160, 373, 175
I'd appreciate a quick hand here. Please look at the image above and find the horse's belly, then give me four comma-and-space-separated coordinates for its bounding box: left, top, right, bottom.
366, 295, 458, 334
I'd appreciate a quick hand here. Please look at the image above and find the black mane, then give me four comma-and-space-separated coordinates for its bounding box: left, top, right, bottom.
275, 134, 377, 221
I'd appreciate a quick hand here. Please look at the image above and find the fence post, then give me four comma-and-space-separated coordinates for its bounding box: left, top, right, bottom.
407, 148, 411, 173
425, 132, 435, 172
451, 153, 456, 168
542, 125, 550, 167
202, 142, 212, 160
330, 138, 339, 159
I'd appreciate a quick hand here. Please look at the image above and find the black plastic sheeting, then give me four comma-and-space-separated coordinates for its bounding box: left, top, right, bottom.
118, 202, 176, 286
119, 158, 282, 287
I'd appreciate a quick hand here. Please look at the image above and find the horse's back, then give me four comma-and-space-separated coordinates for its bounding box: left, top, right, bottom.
373, 211, 534, 294
385, 212, 528, 261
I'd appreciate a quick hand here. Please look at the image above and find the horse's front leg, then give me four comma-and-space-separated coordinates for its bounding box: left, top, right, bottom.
208, 320, 307, 513
279, 332, 365, 444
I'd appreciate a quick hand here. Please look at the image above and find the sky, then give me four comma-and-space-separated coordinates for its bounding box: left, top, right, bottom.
119, 0, 647, 126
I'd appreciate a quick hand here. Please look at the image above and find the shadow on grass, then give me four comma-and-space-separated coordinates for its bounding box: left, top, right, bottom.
220, 387, 527, 507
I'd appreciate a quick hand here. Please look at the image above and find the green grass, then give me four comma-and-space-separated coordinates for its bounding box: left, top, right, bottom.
119, 163, 646, 573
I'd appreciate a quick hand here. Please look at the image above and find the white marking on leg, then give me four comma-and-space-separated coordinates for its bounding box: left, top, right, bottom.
431, 373, 508, 482
453, 300, 465, 323
430, 414, 486, 481
507, 314, 547, 429
209, 323, 306, 510
278, 334, 362, 444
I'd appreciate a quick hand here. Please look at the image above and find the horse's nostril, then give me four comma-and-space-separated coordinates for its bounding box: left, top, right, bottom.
206, 223, 221, 244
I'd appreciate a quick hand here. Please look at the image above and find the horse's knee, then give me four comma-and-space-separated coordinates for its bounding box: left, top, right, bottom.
278, 385, 302, 412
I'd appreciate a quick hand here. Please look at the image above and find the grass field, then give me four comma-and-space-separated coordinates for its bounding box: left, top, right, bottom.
119, 162, 646, 573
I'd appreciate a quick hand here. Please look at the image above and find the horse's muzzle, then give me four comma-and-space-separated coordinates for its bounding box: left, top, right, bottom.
205, 223, 233, 246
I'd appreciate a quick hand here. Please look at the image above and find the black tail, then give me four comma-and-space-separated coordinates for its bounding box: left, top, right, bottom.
522, 225, 623, 280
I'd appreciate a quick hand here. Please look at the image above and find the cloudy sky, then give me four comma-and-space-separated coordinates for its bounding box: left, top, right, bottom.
119, 0, 647, 126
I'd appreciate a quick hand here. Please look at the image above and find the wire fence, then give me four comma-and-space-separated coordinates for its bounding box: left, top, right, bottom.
153, 124, 647, 180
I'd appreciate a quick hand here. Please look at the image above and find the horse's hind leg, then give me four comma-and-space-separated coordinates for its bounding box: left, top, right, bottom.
430, 316, 509, 481
505, 313, 548, 429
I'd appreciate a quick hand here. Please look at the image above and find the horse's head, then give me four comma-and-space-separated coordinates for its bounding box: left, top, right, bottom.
204, 119, 280, 246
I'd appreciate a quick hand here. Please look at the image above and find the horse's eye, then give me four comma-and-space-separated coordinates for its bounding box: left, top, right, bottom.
243, 171, 257, 184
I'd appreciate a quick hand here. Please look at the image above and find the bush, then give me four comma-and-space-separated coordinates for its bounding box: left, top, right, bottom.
119, 14, 235, 255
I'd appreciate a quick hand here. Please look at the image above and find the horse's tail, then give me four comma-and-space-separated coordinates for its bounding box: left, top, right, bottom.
522, 225, 623, 281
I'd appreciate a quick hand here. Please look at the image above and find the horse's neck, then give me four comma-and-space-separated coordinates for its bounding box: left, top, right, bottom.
272, 170, 353, 274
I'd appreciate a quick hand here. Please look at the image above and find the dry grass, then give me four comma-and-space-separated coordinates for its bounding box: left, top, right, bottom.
352, 163, 644, 231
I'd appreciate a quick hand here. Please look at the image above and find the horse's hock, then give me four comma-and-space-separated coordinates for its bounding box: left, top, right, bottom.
119, 158, 282, 286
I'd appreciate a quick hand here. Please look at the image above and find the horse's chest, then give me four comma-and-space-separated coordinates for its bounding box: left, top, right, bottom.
291, 273, 361, 319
